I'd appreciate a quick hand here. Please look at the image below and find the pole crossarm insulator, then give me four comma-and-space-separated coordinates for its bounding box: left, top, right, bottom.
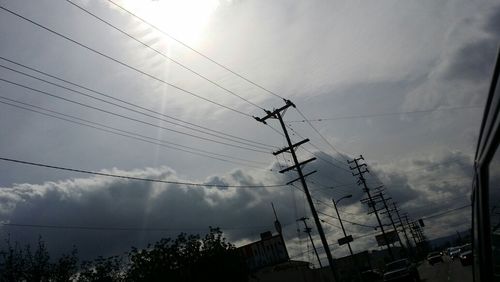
279, 157, 316, 174
273, 138, 310, 155
254, 100, 295, 124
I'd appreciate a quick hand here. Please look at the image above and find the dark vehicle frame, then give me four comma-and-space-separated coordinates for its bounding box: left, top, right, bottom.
427, 252, 443, 265
472, 48, 500, 282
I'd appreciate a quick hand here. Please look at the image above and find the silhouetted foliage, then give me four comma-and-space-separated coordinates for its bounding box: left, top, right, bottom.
0, 227, 248, 282
126, 227, 248, 282
0, 235, 78, 281
51, 248, 79, 281
78, 256, 124, 282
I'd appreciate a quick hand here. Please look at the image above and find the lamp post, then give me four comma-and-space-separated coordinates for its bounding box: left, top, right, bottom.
332, 194, 354, 256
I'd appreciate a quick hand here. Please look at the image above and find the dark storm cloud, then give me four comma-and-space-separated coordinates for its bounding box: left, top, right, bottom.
442, 39, 498, 82
0, 166, 292, 259
368, 151, 473, 238
441, 5, 500, 82
484, 5, 500, 37
0, 152, 361, 260
0, 149, 477, 264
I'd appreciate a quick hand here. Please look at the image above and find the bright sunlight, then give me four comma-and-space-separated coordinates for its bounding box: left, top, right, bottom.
116, 0, 220, 45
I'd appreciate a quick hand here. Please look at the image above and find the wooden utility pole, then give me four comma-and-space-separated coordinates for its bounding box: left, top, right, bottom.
392, 202, 412, 249
255, 100, 337, 281
298, 217, 323, 268
376, 192, 404, 248
349, 155, 394, 261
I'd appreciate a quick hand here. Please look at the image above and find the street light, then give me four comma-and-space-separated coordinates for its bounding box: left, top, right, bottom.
332, 194, 354, 256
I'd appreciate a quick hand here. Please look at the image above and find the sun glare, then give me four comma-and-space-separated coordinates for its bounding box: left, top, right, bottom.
119, 0, 220, 45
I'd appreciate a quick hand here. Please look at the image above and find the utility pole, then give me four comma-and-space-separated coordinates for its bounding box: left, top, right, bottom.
403, 215, 419, 247
332, 195, 354, 256
376, 192, 404, 248
298, 217, 322, 268
392, 202, 412, 249
349, 155, 394, 261
333, 195, 365, 282
255, 100, 337, 281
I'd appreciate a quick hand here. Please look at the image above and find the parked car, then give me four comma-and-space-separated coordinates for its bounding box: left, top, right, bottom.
459, 244, 472, 266
362, 269, 383, 281
449, 247, 461, 260
426, 251, 443, 265
459, 250, 473, 266
383, 259, 420, 282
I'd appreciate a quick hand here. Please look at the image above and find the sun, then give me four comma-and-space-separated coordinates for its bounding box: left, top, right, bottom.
117, 0, 220, 46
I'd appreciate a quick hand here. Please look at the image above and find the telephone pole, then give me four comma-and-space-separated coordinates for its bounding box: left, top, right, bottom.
403, 215, 419, 247
376, 191, 404, 248
255, 100, 337, 280
298, 217, 322, 268
349, 155, 394, 260
392, 202, 412, 249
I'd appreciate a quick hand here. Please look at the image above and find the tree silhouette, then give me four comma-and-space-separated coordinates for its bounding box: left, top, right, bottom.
0, 236, 78, 281
0, 227, 248, 281
78, 256, 124, 282
126, 227, 248, 282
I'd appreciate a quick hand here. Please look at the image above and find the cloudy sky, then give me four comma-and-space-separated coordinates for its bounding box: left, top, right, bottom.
0, 0, 498, 265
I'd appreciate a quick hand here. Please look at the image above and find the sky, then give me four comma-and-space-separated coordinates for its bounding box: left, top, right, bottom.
0, 0, 499, 266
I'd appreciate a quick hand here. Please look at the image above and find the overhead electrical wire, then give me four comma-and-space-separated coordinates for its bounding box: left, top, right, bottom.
106, 0, 285, 101
291, 229, 388, 260
0, 78, 270, 154
288, 183, 373, 229
420, 204, 471, 220
285, 123, 350, 172
65, 0, 265, 112
295, 107, 351, 161
0, 63, 274, 151
0, 97, 268, 169
0, 5, 253, 118
317, 211, 376, 229
287, 105, 483, 123
0, 56, 275, 150
0, 222, 274, 232
0, 156, 288, 188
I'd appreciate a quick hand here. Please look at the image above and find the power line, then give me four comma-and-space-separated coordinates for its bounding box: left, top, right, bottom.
0, 57, 276, 150
0, 156, 287, 188
0, 5, 252, 118
0, 77, 270, 154
65, 0, 265, 112
420, 204, 471, 220
0, 97, 268, 169
106, 0, 285, 101
317, 210, 375, 229
295, 107, 351, 160
290, 229, 382, 259
0, 222, 273, 232
287, 105, 483, 123
0, 63, 274, 151
285, 123, 349, 171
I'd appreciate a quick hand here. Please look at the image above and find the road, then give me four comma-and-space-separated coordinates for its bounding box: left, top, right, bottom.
418, 256, 472, 282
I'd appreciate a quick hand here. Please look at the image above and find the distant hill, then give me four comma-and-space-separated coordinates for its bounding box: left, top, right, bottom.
428, 230, 471, 249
